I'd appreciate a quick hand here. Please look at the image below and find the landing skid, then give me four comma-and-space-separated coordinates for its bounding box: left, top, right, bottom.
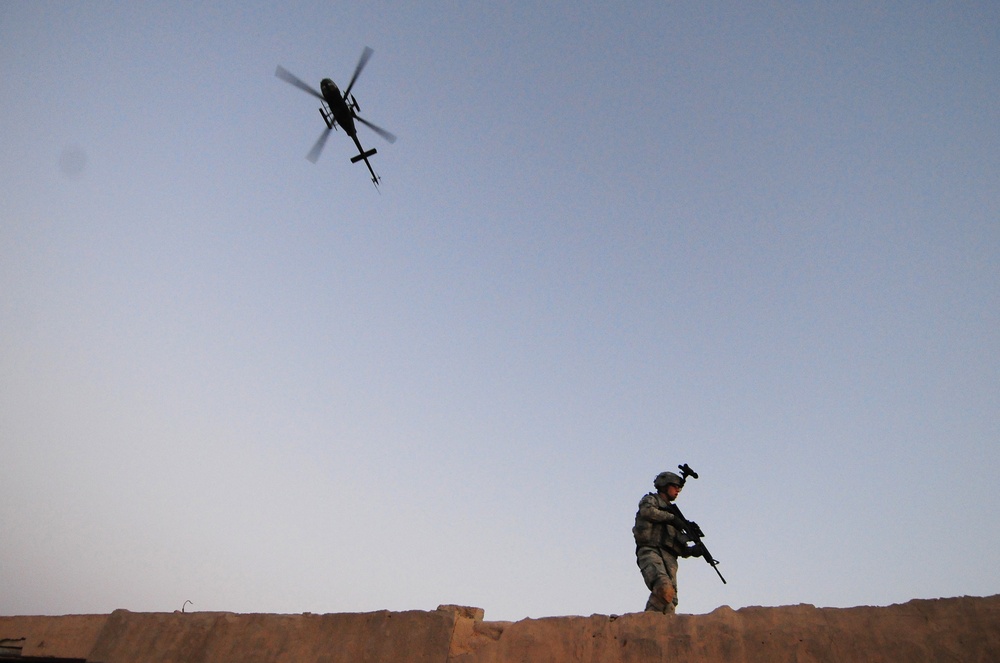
319, 105, 335, 130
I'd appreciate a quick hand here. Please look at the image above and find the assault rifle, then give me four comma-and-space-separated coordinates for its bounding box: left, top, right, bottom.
669, 463, 727, 584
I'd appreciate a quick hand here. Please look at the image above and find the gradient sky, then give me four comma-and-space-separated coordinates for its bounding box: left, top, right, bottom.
2, 2, 998, 622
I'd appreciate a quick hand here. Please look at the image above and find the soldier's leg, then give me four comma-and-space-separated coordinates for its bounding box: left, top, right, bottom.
663, 554, 679, 610
650, 578, 675, 613
637, 547, 673, 614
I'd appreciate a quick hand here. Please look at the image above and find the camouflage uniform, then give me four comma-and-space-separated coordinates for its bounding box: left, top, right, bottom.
633, 491, 691, 613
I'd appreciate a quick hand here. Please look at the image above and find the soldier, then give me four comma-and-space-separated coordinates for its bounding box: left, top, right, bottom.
633, 471, 702, 613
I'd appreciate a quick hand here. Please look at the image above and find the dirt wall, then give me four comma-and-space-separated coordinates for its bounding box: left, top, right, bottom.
2, 595, 998, 662
448, 597, 1000, 663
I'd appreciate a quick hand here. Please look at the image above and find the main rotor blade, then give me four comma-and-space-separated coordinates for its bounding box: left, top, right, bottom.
275, 65, 323, 101
355, 115, 397, 144
306, 128, 332, 163
343, 46, 373, 99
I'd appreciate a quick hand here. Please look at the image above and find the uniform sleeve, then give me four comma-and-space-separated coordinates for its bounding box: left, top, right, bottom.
638, 495, 684, 525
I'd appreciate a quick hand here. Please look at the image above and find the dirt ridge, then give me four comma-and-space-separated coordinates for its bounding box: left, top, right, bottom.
2, 595, 998, 662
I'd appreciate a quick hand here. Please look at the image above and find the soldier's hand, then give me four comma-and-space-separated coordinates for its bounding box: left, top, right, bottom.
682, 544, 704, 558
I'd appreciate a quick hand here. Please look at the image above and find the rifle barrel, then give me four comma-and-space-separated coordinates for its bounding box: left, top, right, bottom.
668, 503, 727, 585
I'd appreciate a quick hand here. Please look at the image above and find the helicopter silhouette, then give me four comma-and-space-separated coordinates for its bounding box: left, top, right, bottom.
276, 47, 396, 187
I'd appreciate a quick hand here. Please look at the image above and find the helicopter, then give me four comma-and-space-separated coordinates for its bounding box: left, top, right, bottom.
275, 47, 396, 187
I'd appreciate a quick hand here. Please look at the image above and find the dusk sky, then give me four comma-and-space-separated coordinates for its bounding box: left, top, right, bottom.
2, 2, 998, 621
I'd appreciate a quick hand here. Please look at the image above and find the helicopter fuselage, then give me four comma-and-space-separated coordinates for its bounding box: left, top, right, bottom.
320, 79, 357, 136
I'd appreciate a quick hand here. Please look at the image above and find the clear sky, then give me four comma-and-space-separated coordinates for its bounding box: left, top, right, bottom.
2, 2, 998, 622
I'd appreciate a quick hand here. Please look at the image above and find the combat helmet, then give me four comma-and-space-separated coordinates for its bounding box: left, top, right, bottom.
653, 471, 684, 491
